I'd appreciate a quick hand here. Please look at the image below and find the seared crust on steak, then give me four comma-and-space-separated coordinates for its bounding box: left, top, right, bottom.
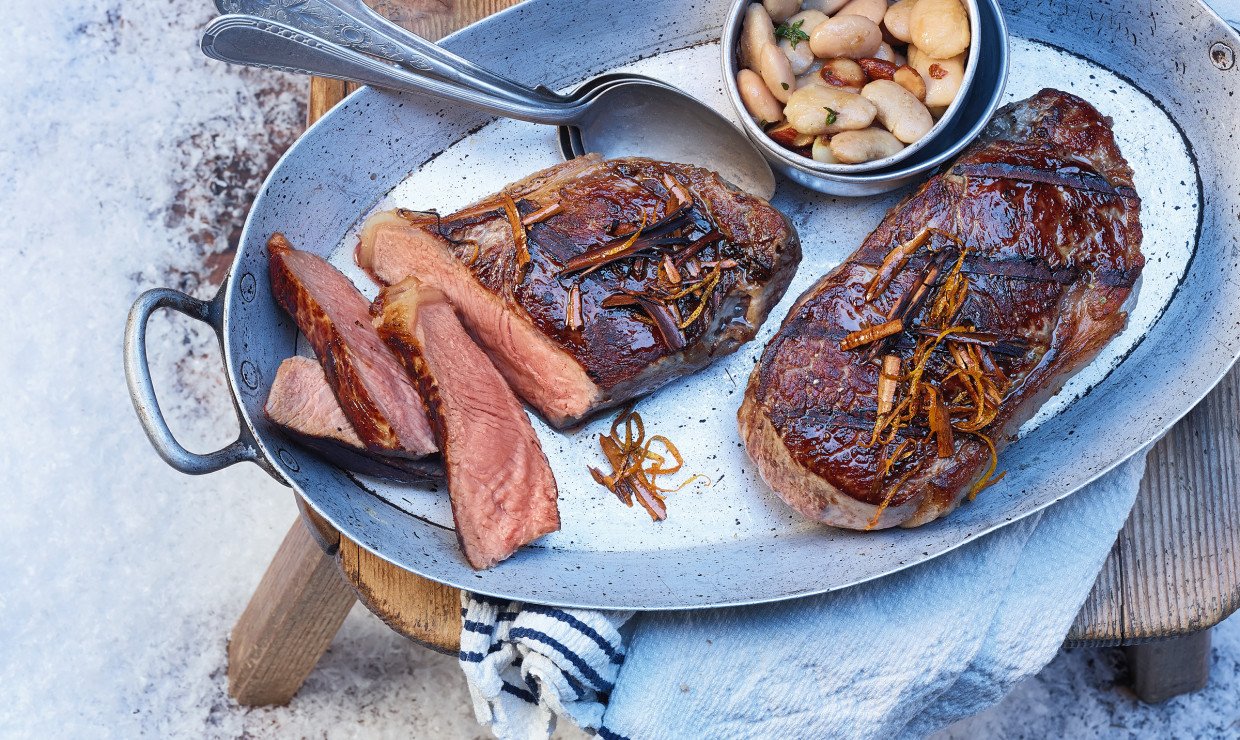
358, 155, 800, 427
740, 90, 1144, 530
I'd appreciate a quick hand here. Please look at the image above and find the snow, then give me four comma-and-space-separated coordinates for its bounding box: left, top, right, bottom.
1, 0, 1238, 736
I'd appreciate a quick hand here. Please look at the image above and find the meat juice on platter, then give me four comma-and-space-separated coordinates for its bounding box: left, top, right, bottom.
264, 39, 1194, 563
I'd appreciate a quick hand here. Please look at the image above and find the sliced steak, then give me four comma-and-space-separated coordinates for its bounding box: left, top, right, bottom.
357, 154, 800, 428
268, 233, 436, 457
376, 278, 560, 569
740, 89, 1144, 530
265, 356, 440, 482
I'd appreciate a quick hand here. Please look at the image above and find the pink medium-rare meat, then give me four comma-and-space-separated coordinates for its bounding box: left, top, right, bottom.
360, 216, 596, 427
264, 356, 440, 482
739, 90, 1144, 530
268, 233, 436, 457
356, 155, 800, 428
266, 355, 366, 448
375, 278, 560, 569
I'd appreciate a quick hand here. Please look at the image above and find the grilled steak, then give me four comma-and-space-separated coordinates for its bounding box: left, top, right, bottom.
265, 356, 440, 482
740, 90, 1144, 530
376, 278, 560, 569
357, 154, 800, 428
269, 233, 437, 457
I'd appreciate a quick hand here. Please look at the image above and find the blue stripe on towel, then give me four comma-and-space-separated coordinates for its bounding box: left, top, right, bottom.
562, 670, 586, 700
498, 610, 519, 622
458, 643, 504, 662
508, 627, 614, 693
524, 605, 624, 664
523, 673, 543, 702
463, 619, 494, 635
501, 681, 537, 703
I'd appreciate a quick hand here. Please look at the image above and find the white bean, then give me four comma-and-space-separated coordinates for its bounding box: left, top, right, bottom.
788, 9, 830, 31
779, 33, 817, 74
757, 43, 797, 103
909, 0, 971, 59
893, 65, 927, 100
874, 42, 898, 63
836, 0, 888, 25
820, 57, 868, 88
778, 8, 829, 74
802, 0, 852, 12
767, 122, 816, 149
739, 4, 777, 70
830, 127, 905, 163
764, 0, 802, 23
812, 135, 839, 163
809, 15, 883, 59
861, 79, 935, 143
908, 46, 965, 107
780, 38, 817, 74
784, 85, 877, 136
883, 0, 917, 43
738, 69, 786, 124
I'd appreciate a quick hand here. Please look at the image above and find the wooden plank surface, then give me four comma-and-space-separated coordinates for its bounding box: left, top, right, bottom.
228, 521, 358, 705
1068, 362, 1240, 645
339, 538, 463, 653
368, 0, 518, 41
301, 0, 1240, 651
307, 77, 349, 128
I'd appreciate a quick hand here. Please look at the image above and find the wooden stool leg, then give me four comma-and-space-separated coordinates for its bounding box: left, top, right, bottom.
1124, 629, 1212, 703
228, 519, 358, 706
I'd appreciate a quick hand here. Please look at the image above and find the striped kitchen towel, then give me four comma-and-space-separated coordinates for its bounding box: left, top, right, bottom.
459, 454, 1144, 739
459, 595, 634, 739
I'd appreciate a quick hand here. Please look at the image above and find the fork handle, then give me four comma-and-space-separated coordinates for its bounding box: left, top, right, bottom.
214, 0, 565, 106
202, 15, 584, 125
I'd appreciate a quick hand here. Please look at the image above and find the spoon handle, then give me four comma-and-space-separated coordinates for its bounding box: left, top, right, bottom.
212, 0, 565, 106
201, 15, 582, 125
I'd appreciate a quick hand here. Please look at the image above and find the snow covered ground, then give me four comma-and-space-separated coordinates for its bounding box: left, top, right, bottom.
2, 0, 1238, 736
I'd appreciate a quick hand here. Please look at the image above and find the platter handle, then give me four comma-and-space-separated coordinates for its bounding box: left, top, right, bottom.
124, 286, 266, 475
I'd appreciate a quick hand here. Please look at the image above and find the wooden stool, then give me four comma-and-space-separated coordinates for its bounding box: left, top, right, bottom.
224, 0, 1240, 709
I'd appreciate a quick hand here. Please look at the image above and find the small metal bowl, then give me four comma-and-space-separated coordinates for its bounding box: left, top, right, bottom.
721, 0, 1009, 196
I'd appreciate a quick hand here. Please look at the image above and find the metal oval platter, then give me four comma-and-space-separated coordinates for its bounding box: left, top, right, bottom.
227, 0, 1240, 609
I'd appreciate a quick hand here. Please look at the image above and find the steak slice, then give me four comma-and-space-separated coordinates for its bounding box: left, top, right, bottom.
268, 233, 436, 457
376, 278, 560, 569
265, 356, 440, 483
357, 154, 800, 428
740, 89, 1144, 530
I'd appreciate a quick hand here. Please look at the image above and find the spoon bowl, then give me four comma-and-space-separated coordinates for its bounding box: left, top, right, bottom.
560, 76, 776, 199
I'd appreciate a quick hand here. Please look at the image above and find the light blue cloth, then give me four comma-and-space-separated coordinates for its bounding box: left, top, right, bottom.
462, 455, 1144, 739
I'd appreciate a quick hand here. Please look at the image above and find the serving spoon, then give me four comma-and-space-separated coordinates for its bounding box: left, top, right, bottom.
200, 14, 776, 199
